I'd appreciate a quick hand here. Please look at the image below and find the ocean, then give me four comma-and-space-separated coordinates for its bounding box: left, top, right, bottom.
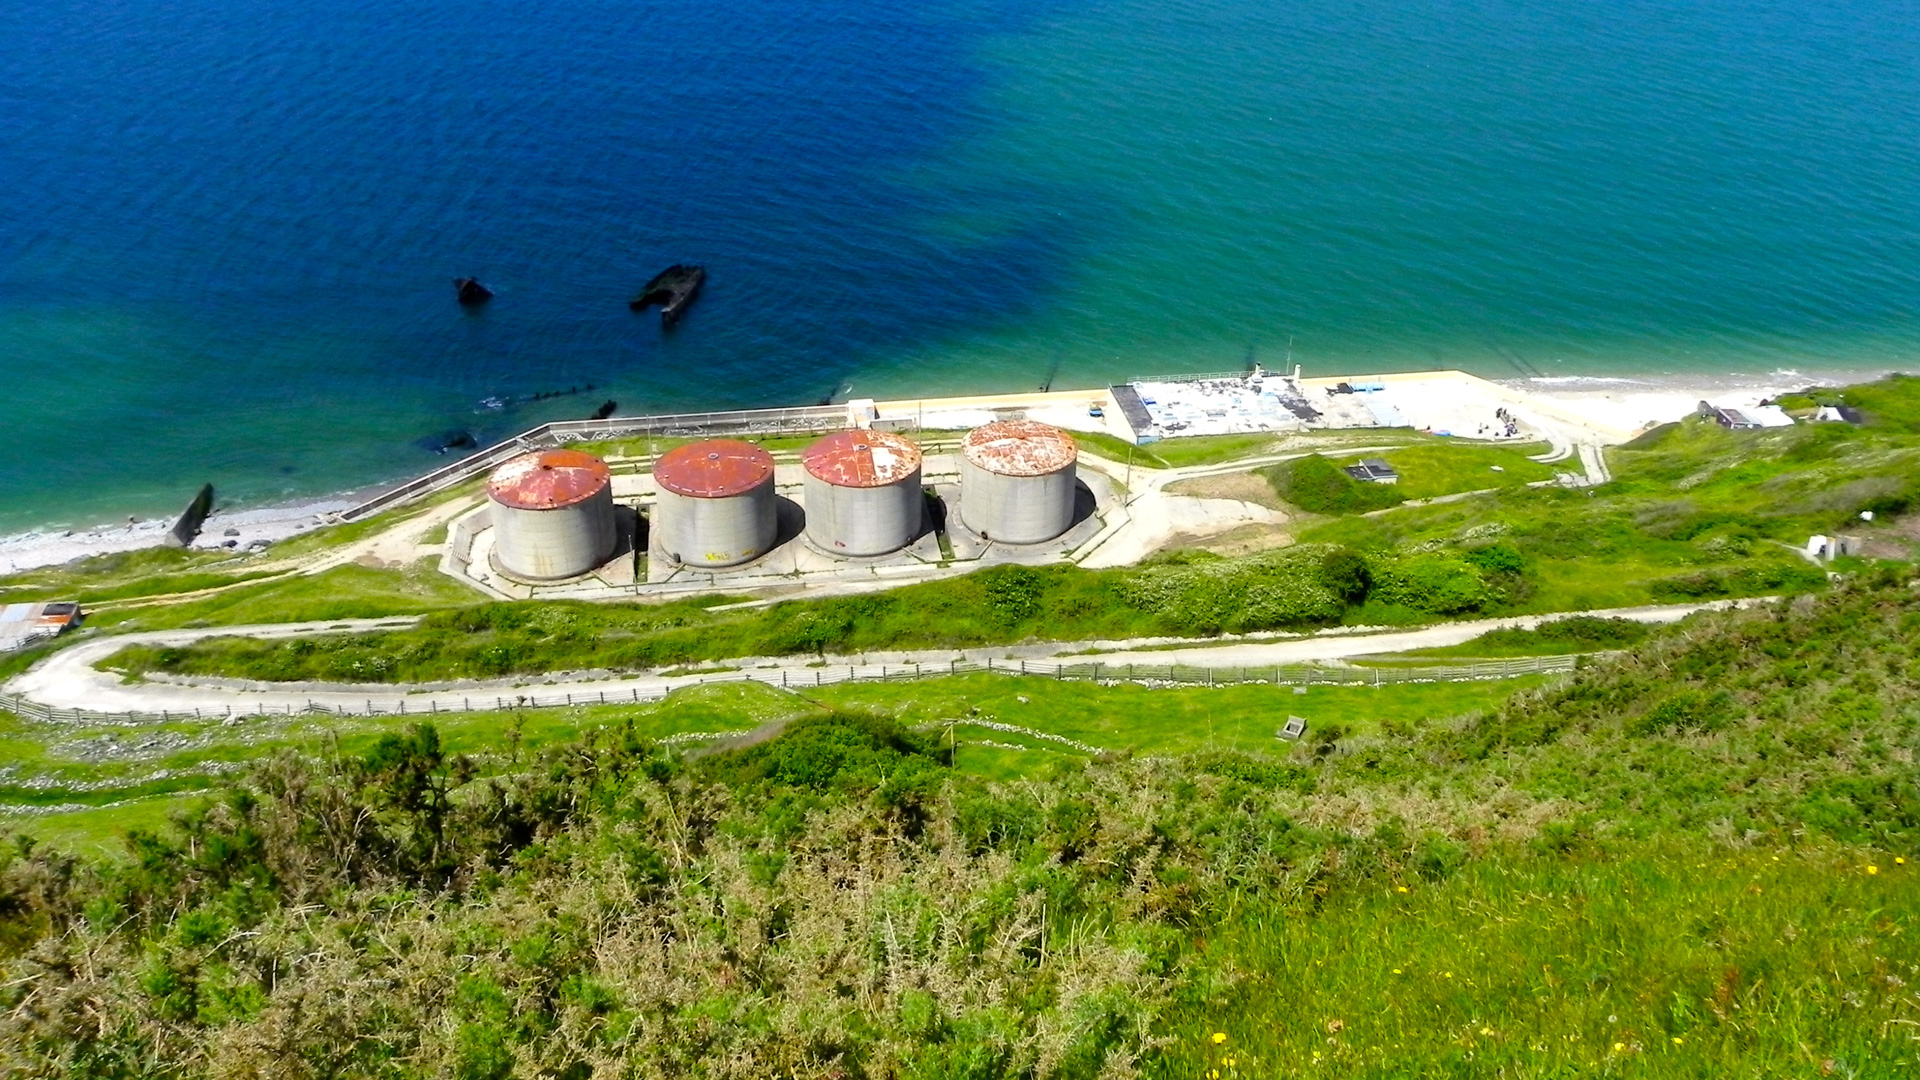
3, 0, 1917, 533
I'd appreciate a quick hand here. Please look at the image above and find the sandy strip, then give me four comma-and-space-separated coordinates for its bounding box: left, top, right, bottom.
1, 366, 1891, 576
0, 497, 359, 576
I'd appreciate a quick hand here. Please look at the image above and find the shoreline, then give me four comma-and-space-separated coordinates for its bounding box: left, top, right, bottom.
1, 363, 1898, 577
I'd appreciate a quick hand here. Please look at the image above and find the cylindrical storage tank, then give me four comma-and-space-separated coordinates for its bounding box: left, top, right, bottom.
653, 440, 778, 567
487, 449, 618, 581
959, 420, 1079, 543
801, 430, 924, 556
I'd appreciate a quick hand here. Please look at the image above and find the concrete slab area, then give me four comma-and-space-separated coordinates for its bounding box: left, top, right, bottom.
443, 451, 1124, 603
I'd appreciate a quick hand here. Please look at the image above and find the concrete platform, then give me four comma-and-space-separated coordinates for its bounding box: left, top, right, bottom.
442, 450, 1122, 602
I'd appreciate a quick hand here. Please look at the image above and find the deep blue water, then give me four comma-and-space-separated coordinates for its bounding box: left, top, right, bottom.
3, 0, 1918, 531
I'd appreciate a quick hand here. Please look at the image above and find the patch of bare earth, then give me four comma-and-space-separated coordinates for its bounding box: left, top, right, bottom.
1165, 471, 1287, 510
1155, 522, 1295, 558
1855, 513, 1920, 559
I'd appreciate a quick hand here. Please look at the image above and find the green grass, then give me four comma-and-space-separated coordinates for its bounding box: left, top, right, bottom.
5, 577, 1918, 1074
811, 672, 1534, 773
1262, 441, 1560, 517
260, 479, 486, 560
88, 558, 480, 630
1143, 432, 1285, 468
0, 672, 1536, 848
0, 547, 255, 606
1334, 439, 1559, 500
1774, 371, 1920, 431
1073, 431, 1172, 469
1157, 845, 1918, 1078
1385, 616, 1654, 659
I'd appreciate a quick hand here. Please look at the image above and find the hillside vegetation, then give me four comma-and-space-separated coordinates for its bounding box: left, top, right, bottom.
4, 571, 1917, 1076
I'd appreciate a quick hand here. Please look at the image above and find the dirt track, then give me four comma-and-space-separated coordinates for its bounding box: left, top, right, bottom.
6, 600, 1759, 719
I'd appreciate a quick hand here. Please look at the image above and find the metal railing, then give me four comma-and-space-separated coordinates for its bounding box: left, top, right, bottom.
0, 654, 1577, 725
337, 404, 860, 522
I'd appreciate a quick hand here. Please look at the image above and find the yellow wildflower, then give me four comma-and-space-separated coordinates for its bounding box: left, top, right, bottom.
1396, 885, 1408, 893
1898, 857, 1907, 865
1212, 1032, 1227, 1045
1672, 1036, 1684, 1045
1869, 865, 1880, 875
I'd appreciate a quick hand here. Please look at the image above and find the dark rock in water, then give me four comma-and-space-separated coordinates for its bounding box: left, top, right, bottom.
167, 484, 215, 548
454, 277, 494, 305
628, 264, 705, 326
223, 527, 241, 537
590, 399, 618, 420
418, 429, 479, 455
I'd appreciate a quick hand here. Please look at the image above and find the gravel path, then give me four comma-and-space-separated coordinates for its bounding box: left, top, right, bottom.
5, 600, 1758, 719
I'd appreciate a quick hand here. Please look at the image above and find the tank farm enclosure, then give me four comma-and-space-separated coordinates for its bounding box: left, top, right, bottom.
651, 439, 779, 567
800, 430, 925, 556
958, 420, 1080, 544
486, 449, 619, 581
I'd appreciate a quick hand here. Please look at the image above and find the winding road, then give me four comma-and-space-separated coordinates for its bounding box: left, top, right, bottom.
5, 599, 1758, 720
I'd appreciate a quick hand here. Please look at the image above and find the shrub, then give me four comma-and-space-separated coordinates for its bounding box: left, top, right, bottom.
1120, 547, 1345, 633
1369, 551, 1488, 614
1318, 547, 1373, 603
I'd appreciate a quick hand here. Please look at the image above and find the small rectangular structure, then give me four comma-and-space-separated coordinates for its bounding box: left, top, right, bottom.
1343, 458, 1400, 484
1277, 715, 1308, 741
0, 601, 83, 652
1698, 401, 1761, 430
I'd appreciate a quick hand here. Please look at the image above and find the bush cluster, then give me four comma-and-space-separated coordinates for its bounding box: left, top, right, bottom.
1118, 546, 1347, 632
11, 574, 1920, 1076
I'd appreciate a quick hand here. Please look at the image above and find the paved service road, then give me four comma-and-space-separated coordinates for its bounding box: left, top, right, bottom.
5, 600, 1762, 719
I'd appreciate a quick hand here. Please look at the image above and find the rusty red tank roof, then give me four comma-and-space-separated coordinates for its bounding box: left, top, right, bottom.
487, 449, 612, 510
654, 439, 776, 498
961, 420, 1078, 476
802, 430, 923, 488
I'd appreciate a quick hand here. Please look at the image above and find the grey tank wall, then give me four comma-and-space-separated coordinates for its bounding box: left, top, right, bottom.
959, 459, 1078, 544
654, 481, 777, 567
490, 487, 618, 581
803, 469, 922, 556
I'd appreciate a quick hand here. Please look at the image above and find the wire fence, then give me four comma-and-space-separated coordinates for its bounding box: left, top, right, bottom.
0, 654, 1578, 726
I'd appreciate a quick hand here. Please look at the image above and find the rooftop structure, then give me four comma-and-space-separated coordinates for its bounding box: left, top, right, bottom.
802, 430, 923, 488
487, 449, 613, 509
654, 440, 776, 498
1343, 458, 1400, 484
0, 602, 82, 652
961, 420, 1078, 476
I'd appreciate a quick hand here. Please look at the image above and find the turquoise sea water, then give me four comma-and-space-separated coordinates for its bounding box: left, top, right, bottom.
3, 0, 1917, 532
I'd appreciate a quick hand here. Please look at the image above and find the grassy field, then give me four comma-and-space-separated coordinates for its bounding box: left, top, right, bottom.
0, 547, 265, 607
4, 576, 1916, 1076
0, 670, 1539, 852
1157, 845, 1916, 1079
86, 559, 481, 631
1328, 438, 1560, 499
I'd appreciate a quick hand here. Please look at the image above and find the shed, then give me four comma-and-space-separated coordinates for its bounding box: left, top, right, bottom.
1814, 405, 1864, 424
1697, 402, 1760, 430
1343, 458, 1400, 484
0, 602, 83, 652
